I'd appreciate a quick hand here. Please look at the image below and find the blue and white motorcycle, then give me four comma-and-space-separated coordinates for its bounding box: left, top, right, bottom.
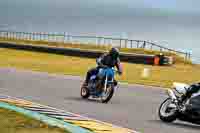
81, 67, 119, 103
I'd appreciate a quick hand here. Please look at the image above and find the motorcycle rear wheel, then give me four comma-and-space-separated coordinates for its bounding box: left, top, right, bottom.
81, 86, 90, 99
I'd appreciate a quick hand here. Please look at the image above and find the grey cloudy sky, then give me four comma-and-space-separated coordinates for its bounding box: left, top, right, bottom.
0, 0, 200, 62
3, 0, 200, 15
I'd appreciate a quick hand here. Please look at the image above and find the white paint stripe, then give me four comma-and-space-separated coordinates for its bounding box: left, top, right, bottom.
38, 112, 76, 117
25, 107, 64, 112
24, 107, 89, 120
47, 115, 85, 120
0, 92, 139, 133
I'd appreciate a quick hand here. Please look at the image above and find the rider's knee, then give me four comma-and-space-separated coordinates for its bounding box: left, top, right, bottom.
87, 69, 93, 75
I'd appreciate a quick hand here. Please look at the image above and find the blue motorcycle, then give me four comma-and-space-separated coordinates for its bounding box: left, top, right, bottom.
81, 67, 119, 103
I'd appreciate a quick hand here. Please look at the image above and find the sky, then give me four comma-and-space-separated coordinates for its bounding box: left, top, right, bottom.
0, 0, 200, 62
134, 0, 200, 13
3, 0, 200, 15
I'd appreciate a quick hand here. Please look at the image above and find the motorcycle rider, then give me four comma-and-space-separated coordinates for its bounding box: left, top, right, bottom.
185, 83, 200, 99
81, 47, 123, 89
182, 83, 200, 114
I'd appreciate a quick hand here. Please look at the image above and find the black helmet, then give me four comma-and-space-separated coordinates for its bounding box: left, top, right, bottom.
109, 47, 119, 59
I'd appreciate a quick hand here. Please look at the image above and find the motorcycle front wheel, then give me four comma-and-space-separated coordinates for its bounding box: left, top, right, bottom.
159, 98, 178, 123
101, 85, 114, 103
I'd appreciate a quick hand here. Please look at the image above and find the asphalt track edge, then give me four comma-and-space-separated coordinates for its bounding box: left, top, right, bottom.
0, 101, 93, 133
0, 93, 139, 133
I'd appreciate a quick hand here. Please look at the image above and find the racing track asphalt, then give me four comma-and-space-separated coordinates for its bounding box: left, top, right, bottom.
0, 68, 199, 133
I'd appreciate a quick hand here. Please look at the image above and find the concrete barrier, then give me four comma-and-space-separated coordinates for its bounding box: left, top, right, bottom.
0, 42, 171, 65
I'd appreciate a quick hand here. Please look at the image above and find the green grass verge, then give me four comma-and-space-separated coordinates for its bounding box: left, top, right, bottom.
0, 48, 198, 88
0, 37, 191, 64
0, 107, 70, 133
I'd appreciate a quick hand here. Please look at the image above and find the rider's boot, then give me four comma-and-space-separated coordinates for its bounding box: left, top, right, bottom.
114, 79, 118, 86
